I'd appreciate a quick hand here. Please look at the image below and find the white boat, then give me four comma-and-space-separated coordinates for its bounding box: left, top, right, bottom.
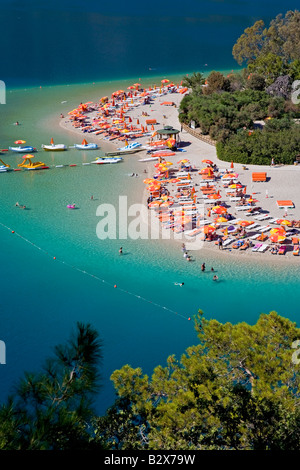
9, 146, 36, 153
73, 140, 98, 150
138, 156, 160, 162
117, 141, 141, 151
91, 157, 123, 164
41, 144, 66, 151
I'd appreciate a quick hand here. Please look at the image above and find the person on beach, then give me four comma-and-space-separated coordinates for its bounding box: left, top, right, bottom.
201, 263, 206, 272
119, 247, 123, 254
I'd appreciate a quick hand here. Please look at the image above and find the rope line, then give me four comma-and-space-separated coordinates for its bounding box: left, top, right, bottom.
0, 222, 191, 322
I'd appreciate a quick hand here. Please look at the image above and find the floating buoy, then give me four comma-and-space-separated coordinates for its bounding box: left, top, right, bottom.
53, 257, 56, 260
188, 317, 191, 321
12, 230, 15, 233
69, 164, 77, 167
114, 285, 117, 288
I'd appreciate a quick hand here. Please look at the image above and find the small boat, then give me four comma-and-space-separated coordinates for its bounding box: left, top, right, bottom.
42, 144, 66, 151
42, 138, 66, 151
105, 148, 144, 156
74, 143, 98, 150
138, 156, 160, 162
0, 159, 12, 172
18, 154, 48, 170
73, 139, 98, 150
117, 141, 141, 151
91, 157, 123, 164
67, 204, 76, 209
9, 146, 36, 153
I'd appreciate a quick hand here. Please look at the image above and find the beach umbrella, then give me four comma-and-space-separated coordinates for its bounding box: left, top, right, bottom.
227, 225, 236, 233
208, 193, 222, 200
177, 159, 189, 164
22, 154, 34, 159
270, 227, 286, 236
161, 79, 169, 84
203, 225, 216, 234
269, 234, 286, 243
143, 178, 154, 184
237, 220, 254, 227
229, 184, 243, 189
14, 140, 26, 144
216, 217, 228, 222
202, 159, 213, 164
212, 206, 227, 214
277, 219, 291, 226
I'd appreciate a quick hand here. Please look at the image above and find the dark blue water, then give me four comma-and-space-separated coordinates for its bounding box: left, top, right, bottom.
1, 0, 299, 88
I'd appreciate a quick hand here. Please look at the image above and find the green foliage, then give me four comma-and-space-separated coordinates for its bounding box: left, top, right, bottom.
98, 311, 300, 450
181, 72, 205, 93
248, 53, 287, 85
232, 10, 300, 68
216, 124, 300, 165
0, 322, 103, 450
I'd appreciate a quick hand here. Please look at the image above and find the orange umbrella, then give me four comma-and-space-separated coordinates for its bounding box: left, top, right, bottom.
277, 219, 291, 226
202, 159, 213, 164
212, 206, 227, 214
203, 225, 216, 234
237, 220, 254, 227
208, 193, 221, 200
270, 227, 286, 236
269, 234, 286, 243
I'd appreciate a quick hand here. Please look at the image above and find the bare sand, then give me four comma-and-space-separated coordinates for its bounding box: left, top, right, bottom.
58, 86, 300, 265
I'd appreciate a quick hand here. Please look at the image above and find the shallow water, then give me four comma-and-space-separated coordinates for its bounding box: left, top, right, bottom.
0, 81, 299, 415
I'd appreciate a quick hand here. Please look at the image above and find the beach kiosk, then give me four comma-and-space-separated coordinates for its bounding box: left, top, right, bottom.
156, 125, 180, 149
157, 125, 180, 140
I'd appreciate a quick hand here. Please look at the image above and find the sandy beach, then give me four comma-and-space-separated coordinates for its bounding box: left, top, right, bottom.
58, 83, 300, 265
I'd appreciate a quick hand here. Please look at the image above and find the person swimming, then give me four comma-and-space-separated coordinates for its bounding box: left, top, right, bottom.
175, 282, 184, 286
213, 275, 218, 281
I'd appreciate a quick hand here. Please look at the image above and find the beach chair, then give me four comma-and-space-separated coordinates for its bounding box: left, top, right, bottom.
278, 245, 286, 255
232, 240, 244, 249
257, 244, 269, 252
293, 245, 299, 256
252, 243, 262, 252
250, 233, 260, 240
257, 225, 269, 232
223, 238, 234, 247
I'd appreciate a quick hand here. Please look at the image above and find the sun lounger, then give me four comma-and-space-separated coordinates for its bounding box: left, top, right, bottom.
232, 240, 244, 249
230, 197, 242, 202
257, 244, 269, 252
245, 211, 260, 216
254, 213, 270, 220
222, 238, 233, 247
240, 241, 250, 250
250, 233, 260, 240
252, 243, 263, 252
278, 245, 286, 255
256, 225, 269, 232
293, 245, 299, 256
235, 206, 249, 211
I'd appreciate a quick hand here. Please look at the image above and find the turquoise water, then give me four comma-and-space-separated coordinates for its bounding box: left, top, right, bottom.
0, 81, 299, 414
2, 0, 300, 87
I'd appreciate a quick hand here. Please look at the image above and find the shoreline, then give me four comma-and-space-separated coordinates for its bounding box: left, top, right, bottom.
55, 82, 300, 266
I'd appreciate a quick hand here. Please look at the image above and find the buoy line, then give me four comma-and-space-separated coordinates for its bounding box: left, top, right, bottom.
0, 221, 191, 322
